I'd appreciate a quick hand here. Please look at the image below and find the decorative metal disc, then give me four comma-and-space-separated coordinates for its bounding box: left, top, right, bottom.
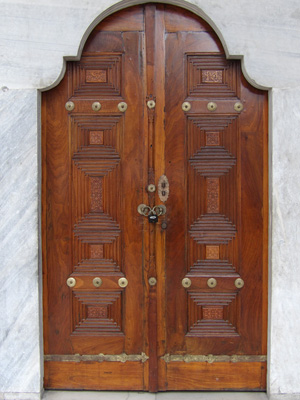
207, 278, 217, 288
148, 277, 157, 286
234, 102, 244, 112
235, 278, 244, 288
66, 277, 76, 287
182, 102, 191, 112
147, 184, 156, 193
182, 278, 192, 288
207, 102, 217, 111
92, 102, 101, 111
118, 102, 128, 112
118, 277, 128, 288
147, 100, 156, 109
93, 277, 102, 287
65, 101, 75, 111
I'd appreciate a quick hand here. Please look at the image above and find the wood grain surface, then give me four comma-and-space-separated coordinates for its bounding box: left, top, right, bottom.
42, 4, 268, 392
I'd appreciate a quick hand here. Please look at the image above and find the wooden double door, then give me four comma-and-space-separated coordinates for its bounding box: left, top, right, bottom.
42, 4, 268, 392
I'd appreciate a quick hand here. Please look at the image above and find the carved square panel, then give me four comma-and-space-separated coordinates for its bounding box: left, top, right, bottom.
186, 54, 240, 98
202, 306, 223, 320
72, 291, 123, 336
186, 291, 238, 337
90, 131, 104, 145
187, 115, 237, 177
71, 115, 121, 176
88, 306, 108, 319
90, 244, 104, 259
70, 115, 121, 153
206, 132, 219, 146
69, 54, 122, 97
206, 245, 219, 260
201, 70, 223, 83
85, 69, 107, 83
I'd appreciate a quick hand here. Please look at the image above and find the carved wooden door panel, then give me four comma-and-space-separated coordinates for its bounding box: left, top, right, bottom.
159, 8, 268, 390
43, 4, 268, 392
42, 7, 147, 390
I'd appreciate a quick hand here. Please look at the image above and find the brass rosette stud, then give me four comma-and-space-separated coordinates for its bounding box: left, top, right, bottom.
118, 277, 128, 288
235, 278, 245, 288
147, 100, 156, 109
207, 278, 217, 288
118, 102, 128, 112
148, 277, 157, 286
182, 277, 192, 288
92, 102, 101, 111
65, 101, 75, 111
182, 102, 191, 112
66, 277, 76, 287
207, 102, 217, 112
93, 277, 102, 287
234, 102, 244, 112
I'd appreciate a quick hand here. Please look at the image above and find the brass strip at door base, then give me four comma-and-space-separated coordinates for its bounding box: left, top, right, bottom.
45, 352, 149, 363
161, 354, 267, 364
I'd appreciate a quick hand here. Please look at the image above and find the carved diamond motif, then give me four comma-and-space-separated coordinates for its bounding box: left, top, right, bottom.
74, 258, 120, 274
189, 147, 236, 177
190, 259, 236, 274
189, 214, 236, 244
74, 213, 121, 244
73, 146, 120, 176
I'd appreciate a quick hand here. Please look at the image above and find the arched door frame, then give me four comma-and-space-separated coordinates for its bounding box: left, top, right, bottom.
44, 0, 270, 94
40, 0, 271, 394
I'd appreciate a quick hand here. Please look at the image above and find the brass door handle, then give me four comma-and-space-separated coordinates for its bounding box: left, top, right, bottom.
137, 204, 167, 223
137, 204, 166, 216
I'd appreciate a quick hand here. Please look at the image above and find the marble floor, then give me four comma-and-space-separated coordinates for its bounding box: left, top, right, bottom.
43, 391, 268, 400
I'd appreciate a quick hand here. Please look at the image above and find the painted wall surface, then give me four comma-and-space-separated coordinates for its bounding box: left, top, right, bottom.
1, 0, 300, 399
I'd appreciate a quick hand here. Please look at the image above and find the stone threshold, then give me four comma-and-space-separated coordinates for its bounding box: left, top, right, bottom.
42, 391, 269, 400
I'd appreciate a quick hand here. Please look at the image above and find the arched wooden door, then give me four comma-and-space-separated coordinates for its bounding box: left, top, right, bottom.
42, 4, 268, 392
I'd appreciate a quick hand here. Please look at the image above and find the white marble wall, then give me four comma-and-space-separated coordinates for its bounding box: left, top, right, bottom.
269, 87, 300, 398
1, 0, 300, 91
0, 89, 41, 399
1, 0, 300, 399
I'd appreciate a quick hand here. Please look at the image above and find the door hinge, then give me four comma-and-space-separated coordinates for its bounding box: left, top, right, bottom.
45, 352, 149, 363
161, 354, 267, 364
